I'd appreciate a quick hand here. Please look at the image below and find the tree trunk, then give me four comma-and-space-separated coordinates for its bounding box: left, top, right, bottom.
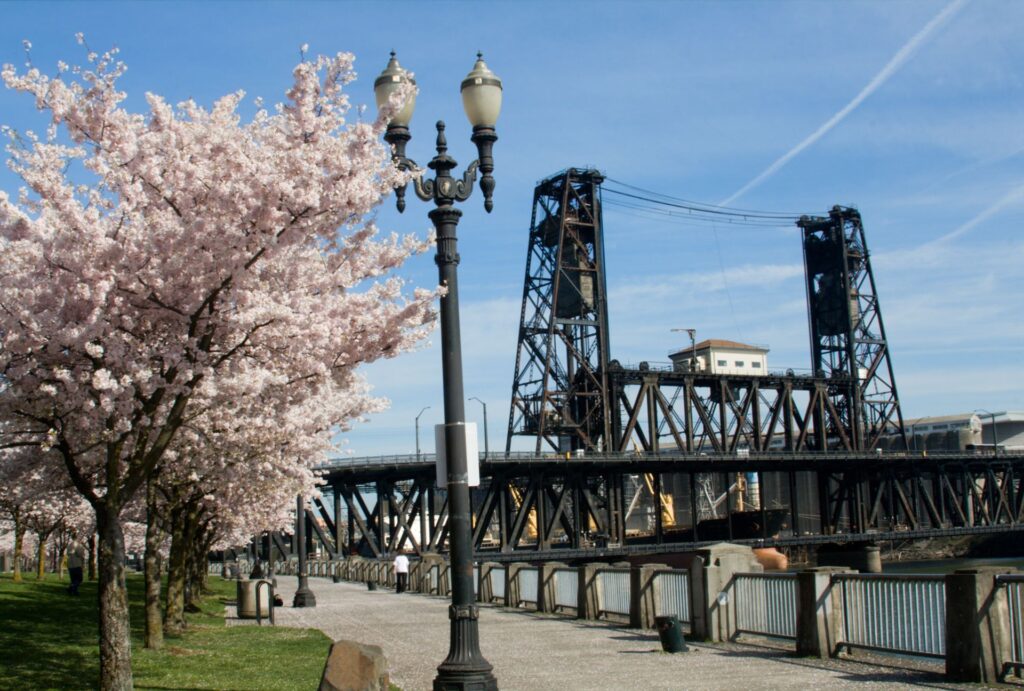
144, 476, 164, 650
36, 533, 47, 580
96, 509, 133, 691
88, 533, 97, 580
163, 506, 187, 635
185, 530, 209, 610
12, 523, 24, 583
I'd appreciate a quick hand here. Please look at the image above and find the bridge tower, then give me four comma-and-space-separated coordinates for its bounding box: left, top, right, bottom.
506, 169, 612, 453
799, 206, 907, 450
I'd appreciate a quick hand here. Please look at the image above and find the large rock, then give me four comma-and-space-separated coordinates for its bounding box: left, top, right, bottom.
319, 640, 389, 691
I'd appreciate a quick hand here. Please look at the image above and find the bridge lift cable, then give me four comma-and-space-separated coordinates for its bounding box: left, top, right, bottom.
602, 198, 797, 229
603, 177, 814, 219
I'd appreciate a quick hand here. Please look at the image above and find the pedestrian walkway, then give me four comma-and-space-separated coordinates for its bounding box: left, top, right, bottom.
236, 576, 965, 690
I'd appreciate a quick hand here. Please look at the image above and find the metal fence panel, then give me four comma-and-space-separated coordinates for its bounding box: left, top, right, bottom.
518, 567, 539, 606
429, 564, 440, 594
655, 571, 691, 624
734, 573, 797, 639
836, 574, 945, 657
598, 569, 631, 616
554, 568, 578, 611
1000, 575, 1024, 675
490, 566, 506, 601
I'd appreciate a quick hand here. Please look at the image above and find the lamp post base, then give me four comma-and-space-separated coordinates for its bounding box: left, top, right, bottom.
432, 604, 497, 690
293, 577, 317, 608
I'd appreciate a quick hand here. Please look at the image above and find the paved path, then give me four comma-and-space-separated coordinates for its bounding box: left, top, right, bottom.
233, 576, 967, 690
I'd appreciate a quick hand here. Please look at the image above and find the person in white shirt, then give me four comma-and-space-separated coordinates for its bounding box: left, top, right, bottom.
393, 553, 410, 593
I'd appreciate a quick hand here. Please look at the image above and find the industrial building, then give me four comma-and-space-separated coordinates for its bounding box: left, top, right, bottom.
668, 339, 770, 376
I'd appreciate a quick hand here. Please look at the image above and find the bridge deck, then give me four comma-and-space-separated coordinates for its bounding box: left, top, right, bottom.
252, 575, 957, 690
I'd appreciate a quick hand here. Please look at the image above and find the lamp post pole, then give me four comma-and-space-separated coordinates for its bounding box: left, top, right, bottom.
292, 494, 316, 607
470, 397, 489, 460
376, 52, 501, 690
416, 405, 431, 461
671, 328, 698, 371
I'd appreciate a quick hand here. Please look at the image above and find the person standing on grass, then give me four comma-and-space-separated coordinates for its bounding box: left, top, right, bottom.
67, 538, 86, 596
393, 553, 410, 593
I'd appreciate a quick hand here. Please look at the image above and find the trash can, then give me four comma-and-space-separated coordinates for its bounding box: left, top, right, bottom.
366, 580, 377, 591
655, 615, 688, 653
236, 579, 271, 619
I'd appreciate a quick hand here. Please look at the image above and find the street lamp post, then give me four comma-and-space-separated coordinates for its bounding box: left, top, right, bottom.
976, 409, 1000, 456
376, 52, 501, 690
671, 328, 698, 372
470, 397, 489, 460
416, 405, 431, 461
292, 494, 316, 607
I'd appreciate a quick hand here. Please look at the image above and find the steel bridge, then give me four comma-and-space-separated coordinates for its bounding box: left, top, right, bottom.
250, 448, 1024, 566
252, 169, 1018, 566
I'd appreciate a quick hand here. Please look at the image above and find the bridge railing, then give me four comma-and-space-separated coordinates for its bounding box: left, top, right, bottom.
552, 567, 579, 613
653, 569, 692, 628
516, 567, 539, 609
833, 573, 946, 658
732, 572, 798, 639
317, 448, 999, 471
997, 574, 1024, 677
596, 567, 631, 619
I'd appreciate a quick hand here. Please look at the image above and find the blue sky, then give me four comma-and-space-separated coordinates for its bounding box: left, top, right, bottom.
1, 1, 1021, 457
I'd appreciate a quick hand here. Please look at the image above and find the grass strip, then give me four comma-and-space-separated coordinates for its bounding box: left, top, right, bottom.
0, 573, 331, 690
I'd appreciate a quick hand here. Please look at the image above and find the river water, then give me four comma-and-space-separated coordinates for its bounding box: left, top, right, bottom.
883, 555, 1024, 574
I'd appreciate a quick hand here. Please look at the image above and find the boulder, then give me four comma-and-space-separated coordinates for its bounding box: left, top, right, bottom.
319, 640, 389, 691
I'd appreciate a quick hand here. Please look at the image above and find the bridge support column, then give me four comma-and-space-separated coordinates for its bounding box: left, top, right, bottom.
945, 567, 1016, 683
693, 543, 762, 642
578, 563, 600, 620
630, 563, 666, 629
538, 562, 566, 613
816, 543, 882, 573
796, 567, 851, 658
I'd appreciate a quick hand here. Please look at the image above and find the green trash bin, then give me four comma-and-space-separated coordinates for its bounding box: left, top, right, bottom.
655, 615, 688, 653
366, 580, 377, 591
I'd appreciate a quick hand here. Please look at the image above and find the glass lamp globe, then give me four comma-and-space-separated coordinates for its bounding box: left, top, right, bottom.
374, 51, 416, 127
460, 53, 502, 128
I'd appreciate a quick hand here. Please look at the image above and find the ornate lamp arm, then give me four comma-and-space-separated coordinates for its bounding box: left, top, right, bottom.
385, 121, 495, 212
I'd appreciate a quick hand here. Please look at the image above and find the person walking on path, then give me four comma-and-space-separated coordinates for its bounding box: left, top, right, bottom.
67, 538, 86, 596
393, 553, 409, 593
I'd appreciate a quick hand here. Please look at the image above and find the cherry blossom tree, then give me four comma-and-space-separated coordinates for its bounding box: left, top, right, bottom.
0, 40, 428, 691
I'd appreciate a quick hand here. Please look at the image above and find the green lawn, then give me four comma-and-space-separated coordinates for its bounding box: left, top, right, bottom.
0, 572, 332, 690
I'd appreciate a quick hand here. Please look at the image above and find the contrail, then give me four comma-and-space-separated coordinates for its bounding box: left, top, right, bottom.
720, 0, 969, 207
922, 182, 1024, 248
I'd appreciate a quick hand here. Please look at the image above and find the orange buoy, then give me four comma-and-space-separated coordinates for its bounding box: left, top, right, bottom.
754, 547, 789, 571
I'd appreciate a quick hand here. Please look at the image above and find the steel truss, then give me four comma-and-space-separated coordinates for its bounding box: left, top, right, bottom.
314, 453, 1024, 560
506, 168, 612, 453
607, 366, 856, 454
800, 207, 906, 450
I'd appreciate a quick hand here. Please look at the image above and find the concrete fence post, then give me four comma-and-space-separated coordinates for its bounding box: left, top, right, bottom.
478, 562, 498, 604
407, 558, 422, 591
538, 562, 566, 613
630, 563, 666, 629
417, 555, 442, 594
506, 563, 526, 608
795, 567, 851, 658
693, 543, 762, 642
946, 567, 1016, 683
578, 563, 601, 620
440, 561, 452, 596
